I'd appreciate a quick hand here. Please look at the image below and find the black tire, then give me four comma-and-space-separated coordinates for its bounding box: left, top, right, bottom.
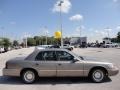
21, 70, 37, 84
90, 69, 105, 83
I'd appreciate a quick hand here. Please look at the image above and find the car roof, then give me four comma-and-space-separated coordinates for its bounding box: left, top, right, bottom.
25, 48, 69, 60
35, 48, 68, 52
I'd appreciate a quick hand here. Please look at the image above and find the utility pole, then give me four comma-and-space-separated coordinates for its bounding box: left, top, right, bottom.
105, 27, 111, 43
44, 26, 48, 45
58, 0, 64, 48
24, 33, 30, 48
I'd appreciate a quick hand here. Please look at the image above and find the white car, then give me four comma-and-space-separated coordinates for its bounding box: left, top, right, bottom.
35, 45, 52, 50
0, 46, 5, 53
104, 43, 118, 48
60, 44, 74, 51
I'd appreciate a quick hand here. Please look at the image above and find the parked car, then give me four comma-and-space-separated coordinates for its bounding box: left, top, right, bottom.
13, 46, 22, 50
60, 44, 73, 51
0, 46, 5, 53
102, 43, 118, 48
3, 49, 119, 84
49, 45, 60, 48
35, 45, 53, 50
74, 45, 80, 48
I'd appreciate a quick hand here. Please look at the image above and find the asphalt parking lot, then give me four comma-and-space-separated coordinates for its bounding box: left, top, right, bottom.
0, 47, 120, 90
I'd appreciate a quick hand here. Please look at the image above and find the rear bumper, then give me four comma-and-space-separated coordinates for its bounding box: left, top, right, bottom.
2, 68, 20, 77
108, 67, 119, 76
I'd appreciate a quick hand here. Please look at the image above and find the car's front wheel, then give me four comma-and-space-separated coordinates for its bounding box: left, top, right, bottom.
21, 70, 37, 84
90, 69, 105, 83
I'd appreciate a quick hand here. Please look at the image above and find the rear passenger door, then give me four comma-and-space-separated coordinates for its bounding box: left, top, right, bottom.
35, 51, 57, 77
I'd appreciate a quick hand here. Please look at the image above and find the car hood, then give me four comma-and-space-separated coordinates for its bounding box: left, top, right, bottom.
81, 56, 112, 64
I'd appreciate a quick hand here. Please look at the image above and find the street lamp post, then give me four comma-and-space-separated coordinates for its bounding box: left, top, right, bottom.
44, 27, 48, 45
105, 27, 111, 43
26, 37, 27, 48
24, 34, 28, 48
23, 35, 27, 48
79, 27, 82, 45
105, 27, 111, 38
24, 33, 31, 48
107, 30, 110, 38
77, 26, 82, 45
58, 0, 64, 48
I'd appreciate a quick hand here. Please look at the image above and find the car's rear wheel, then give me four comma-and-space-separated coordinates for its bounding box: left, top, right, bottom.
21, 70, 37, 84
90, 69, 105, 83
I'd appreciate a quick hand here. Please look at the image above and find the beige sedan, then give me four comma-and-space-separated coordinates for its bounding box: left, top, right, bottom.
3, 49, 119, 83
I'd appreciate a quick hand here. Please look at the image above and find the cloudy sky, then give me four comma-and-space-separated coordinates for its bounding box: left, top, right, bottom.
0, 0, 120, 42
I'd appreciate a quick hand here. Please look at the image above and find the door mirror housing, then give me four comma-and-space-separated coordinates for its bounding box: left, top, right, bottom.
71, 58, 79, 63
79, 56, 84, 60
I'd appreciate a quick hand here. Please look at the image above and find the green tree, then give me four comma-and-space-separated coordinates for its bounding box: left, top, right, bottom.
111, 38, 117, 43
2, 38, 11, 47
27, 38, 36, 46
117, 32, 120, 42
41, 36, 46, 45
0, 38, 4, 46
13, 40, 19, 46
53, 38, 61, 45
34, 36, 42, 45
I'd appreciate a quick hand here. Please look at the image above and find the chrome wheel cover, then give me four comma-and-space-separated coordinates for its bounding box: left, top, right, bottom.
92, 70, 104, 82
24, 71, 35, 83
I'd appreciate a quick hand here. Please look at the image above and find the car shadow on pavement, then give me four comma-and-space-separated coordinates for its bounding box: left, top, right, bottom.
0, 76, 112, 85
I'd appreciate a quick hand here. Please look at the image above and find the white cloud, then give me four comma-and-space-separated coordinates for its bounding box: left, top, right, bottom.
71, 33, 80, 37
116, 25, 120, 30
88, 28, 94, 31
43, 30, 49, 35
95, 30, 99, 33
23, 32, 31, 38
76, 25, 85, 32
113, 0, 119, 3
95, 30, 107, 36
69, 14, 83, 21
52, 0, 72, 13
10, 21, 16, 25
104, 28, 112, 32
101, 31, 107, 36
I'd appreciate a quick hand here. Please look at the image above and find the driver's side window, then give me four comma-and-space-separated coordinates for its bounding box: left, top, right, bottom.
56, 51, 74, 61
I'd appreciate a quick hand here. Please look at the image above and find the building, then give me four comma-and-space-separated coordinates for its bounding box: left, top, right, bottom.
103, 37, 111, 44
70, 37, 87, 45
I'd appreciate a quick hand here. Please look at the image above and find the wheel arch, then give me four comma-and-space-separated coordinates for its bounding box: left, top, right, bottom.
88, 66, 108, 76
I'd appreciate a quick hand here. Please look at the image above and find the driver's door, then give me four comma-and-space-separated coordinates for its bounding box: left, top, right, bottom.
56, 51, 84, 77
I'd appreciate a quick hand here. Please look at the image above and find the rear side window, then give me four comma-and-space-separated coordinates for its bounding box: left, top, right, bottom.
35, 52, 43, 60
35, 51, 56, 61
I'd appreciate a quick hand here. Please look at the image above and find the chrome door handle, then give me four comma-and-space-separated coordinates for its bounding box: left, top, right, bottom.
35, 63, 39, 66
58, 63, 62, 66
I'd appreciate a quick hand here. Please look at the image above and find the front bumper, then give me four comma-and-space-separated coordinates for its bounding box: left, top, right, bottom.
2, 68, 20, 77
108, 67, 119, 76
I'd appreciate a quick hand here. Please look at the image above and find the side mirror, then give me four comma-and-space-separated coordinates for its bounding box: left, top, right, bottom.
71, 58, 79, 63
79, 56, 84, 60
